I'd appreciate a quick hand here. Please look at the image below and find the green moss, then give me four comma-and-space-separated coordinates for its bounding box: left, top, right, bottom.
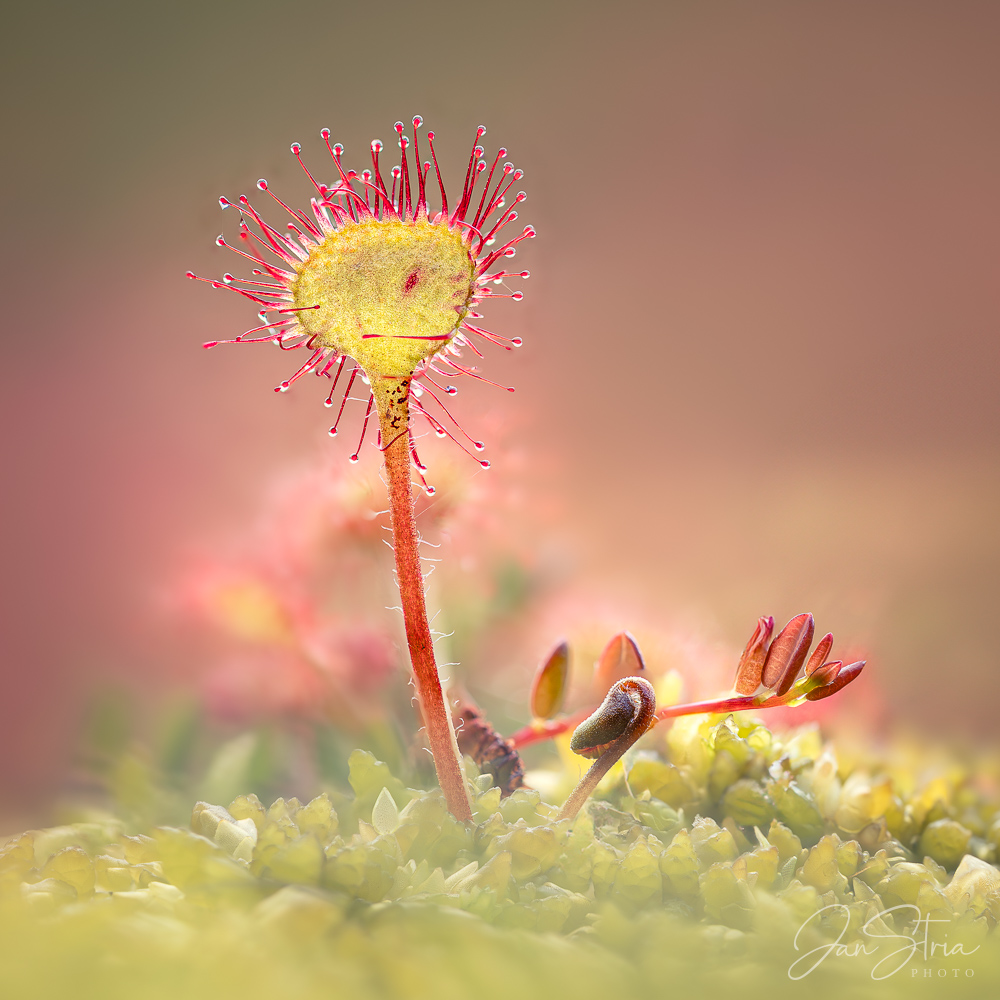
919, 818, 973, 869
2, 719, 999, 998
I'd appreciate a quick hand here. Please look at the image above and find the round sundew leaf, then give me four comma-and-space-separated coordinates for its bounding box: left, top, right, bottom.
293, 216, 476, 378
530, 640, 570, 720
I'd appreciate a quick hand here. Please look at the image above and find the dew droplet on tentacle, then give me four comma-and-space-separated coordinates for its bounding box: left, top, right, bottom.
325, 367, 359, 436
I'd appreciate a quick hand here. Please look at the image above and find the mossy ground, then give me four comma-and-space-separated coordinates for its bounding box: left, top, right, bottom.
2, 715, 997, 999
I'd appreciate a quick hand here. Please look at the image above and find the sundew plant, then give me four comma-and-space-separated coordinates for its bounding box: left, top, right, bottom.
1, 118, 998, 1000
189, 117, 534, 820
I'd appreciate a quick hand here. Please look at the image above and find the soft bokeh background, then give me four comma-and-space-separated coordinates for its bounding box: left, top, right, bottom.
2, 0, 997, 821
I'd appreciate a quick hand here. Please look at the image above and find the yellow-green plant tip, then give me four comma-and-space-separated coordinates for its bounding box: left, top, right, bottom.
371, 787, 400, 836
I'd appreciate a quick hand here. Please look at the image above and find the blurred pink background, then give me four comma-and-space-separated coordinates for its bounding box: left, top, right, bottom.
2, 0, 998, 819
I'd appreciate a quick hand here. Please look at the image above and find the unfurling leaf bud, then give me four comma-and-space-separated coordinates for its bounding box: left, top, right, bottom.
805, 659, 865, 701
806, 660, 842, 688
530, 640, 570, 720
761, 613, 814, 695
594, 632, 646, 698
804, 632, 834, 676
734, 615, 774, 695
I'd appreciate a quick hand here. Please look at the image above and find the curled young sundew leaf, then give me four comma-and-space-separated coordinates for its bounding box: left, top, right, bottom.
559, 676, 657, 821
571, 679, 653, 759
530, 640, 570, 720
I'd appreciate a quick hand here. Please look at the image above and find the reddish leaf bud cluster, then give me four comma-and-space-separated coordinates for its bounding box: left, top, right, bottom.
507, 618, 866, 757
734, 612, 865, 705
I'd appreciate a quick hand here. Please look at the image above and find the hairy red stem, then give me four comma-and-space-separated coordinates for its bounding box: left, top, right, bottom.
374, 377, 472, 822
